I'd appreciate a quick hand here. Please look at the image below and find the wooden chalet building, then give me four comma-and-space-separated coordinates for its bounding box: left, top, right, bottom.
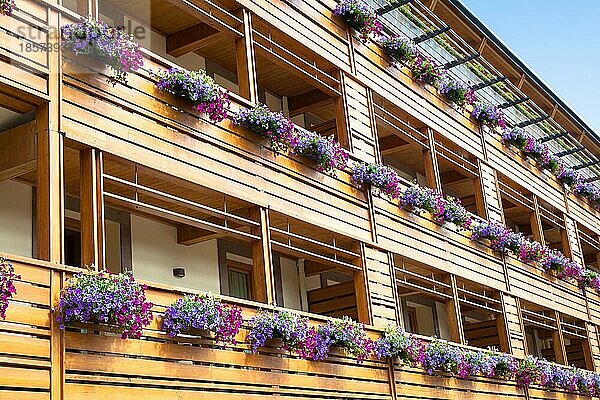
2, 0, 600, 399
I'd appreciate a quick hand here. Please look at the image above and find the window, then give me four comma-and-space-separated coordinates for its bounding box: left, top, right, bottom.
227, 261, 252, 300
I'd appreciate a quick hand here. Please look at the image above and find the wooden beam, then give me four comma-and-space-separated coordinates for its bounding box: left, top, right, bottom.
423, 128, 441, 190
249, 207, 275, 304
530, 196, 545, 244
378, 135, 410, 156
36, 106, 62, 263
353, 242, 372, 325
446, 274, 465, 345
166, 23, 221, 58
80, 148, 105, 270
0, 121, 37, 181
287, 89, 333, 117
553, 311, 568, 365
177, 224, 226, 245
335, 71, 352, 151
235, 9, 258, 103
162, 0, 242, 37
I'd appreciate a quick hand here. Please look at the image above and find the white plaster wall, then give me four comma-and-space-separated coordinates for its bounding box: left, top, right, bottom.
131, 215, 220, 292
435, 301, 451, 340
0, 180, 32, 257
280, 256, 302, 310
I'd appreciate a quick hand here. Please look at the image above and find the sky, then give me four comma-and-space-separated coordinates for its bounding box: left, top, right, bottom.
461, 0, 600, 134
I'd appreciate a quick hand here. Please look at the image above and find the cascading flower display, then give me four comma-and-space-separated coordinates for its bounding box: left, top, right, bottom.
292, 129, 348, 174
421, 339, 464, 376
370, 327, 600, 394
409, 52, 443, 87
247, 309, 316, 358
153, 68, 229, 122
161, 293, 243, 344
440, 196, 472, 229
539, 249, 570, 275
379, 35, 416, 64
501, 127, 531, 150
557, 166, 582, 187
471, 220, 521, 253
56, 271, 153, 339
351, 162, 402, 199
0, 0, 15, 15
438, 76, 476, 108
518, 240, 547, 265
373, 326, 424, 366
399, 185, 471, 229
471, 102, 506, 130
515, 355, 543, 387
313, 316, 374, 362
333, 0, 382, 41
233, 104, 295, 152
0, 257, 19, 320
399, 185, 444, 218
574, 182, 600, 206
61, 17, 144, 85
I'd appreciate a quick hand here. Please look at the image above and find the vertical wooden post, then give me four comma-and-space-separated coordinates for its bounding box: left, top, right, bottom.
80, 148, 105, 270
423, 128, 441, 190
50, 270, 65, 400
498, 293, 527, 357
353, 243, 373, 325
249, 206, 275, 304
446, 274, 465, 345
585, 323, 600, 372
235, 8, 258, 104
530, 196, 545, 244
335, 71, 352, 152
37, 5, 63, 265
552, 311, 568, 365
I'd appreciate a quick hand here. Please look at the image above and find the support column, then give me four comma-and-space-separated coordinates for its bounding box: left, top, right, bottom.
553, 311, 568, 365
45, 6, 64, 400
446, 274, 465, 345
475, 160, 505, 223
249, 207, 275, 304
80, 148, 105, 270
499, 293, 527, 357
423, 128, 441, 190
335, 73, 376, 163
353, 243, 373, 325
530, 196, 545, 244
235, 8, 258, 104
585, 323, 600, 372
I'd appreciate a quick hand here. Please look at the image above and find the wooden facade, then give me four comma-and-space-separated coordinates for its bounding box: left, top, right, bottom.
2, 0, 600, 399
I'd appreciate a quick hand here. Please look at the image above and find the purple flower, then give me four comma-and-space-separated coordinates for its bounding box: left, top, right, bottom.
574, 182, 600, 206
0, 258, 19, 320
62, 17, 144, 85
334, 0, 382, 41
0, 0, 15, 15
515, 355, 543, 387
56, 271, 153, 339
557, 166, 582, 187
233, 104, 295, 153
247, 309, 316, 358
439, 76, 476, 108
400, 185, 471, 229
314, 316, 374, 362
153, 68, 229, 122
518, 240, 547, 265
379, 35, 416, 64
471, 102, 506, 130
501, 127, 530, 150
410, 51, 444, 87
351, 162, 402, 199
292, 129, 348, 174
374, 326, 424, 366
162, 293, 242, 344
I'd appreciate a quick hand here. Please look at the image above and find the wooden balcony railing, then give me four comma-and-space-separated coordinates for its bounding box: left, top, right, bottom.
2, 253, 594, 400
